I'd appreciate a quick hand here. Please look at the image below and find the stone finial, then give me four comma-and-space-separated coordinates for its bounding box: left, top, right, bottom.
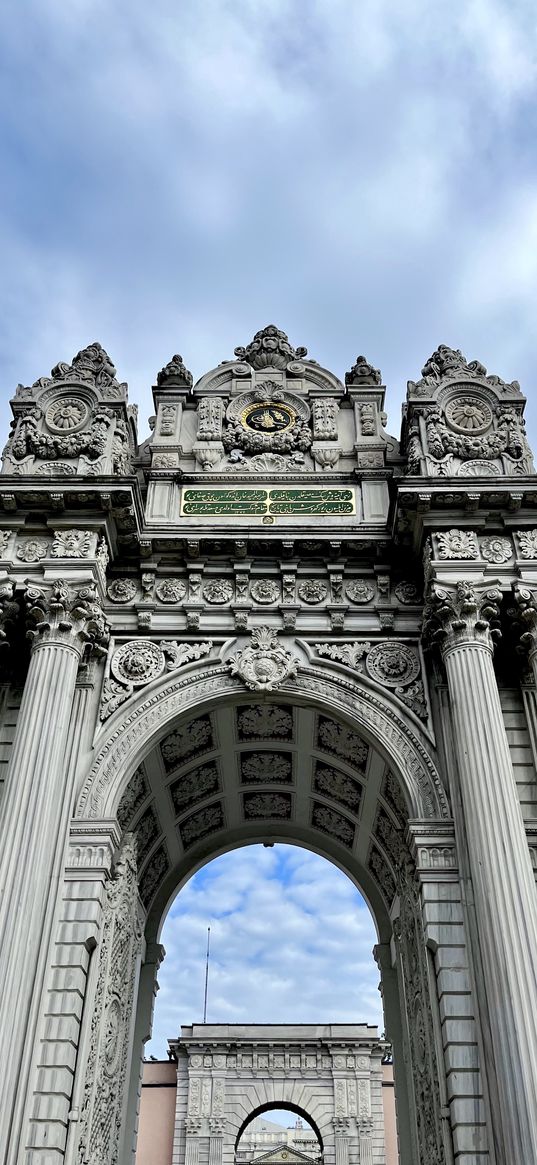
32, 342, 120, 390
409, 343, 520, 395
345, 355, 382, 386
234, 325, 307, 371
156, 354, 193, 388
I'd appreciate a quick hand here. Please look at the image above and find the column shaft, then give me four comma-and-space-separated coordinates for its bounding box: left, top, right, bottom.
444, 639, 537, 1162
0, 638, 81, 1165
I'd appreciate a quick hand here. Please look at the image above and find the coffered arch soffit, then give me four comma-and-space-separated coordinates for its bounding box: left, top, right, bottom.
75, 658, 449, 939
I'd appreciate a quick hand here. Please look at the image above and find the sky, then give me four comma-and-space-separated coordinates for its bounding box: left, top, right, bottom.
2, 1, 537, 445
148, 844, 380, 1059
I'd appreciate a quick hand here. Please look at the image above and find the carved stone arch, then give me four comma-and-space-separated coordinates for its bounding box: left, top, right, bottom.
234, 1100, 325, 1150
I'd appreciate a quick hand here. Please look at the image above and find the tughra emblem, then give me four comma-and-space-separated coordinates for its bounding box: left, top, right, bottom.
229, 625, 299, 692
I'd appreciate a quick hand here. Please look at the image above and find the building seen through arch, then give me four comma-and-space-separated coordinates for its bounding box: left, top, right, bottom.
135, 1025, 398, 1165
0, 327, 537, 1164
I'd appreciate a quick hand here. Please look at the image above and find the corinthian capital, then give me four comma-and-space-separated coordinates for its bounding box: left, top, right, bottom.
423, 579, 502, 654
0, 582, 19, 650
25, 580, 109, 658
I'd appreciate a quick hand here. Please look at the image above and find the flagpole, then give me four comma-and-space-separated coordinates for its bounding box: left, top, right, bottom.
203, 926, 211, 1023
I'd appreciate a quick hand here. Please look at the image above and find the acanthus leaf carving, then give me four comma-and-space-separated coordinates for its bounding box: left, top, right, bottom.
423, 579, 502, 653
25, 579, 109, 659
51, 529, 93, 558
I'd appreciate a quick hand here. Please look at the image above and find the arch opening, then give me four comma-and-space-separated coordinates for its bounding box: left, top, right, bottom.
235, 1103, 323, 1153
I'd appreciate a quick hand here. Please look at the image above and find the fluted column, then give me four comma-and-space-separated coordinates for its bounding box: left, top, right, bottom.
426, 579, 537, 1164
358, 1120, 373, 1165
0, 579, 108, 1165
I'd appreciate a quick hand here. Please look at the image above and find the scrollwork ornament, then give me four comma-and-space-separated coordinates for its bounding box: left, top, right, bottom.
229, 625, 299, 692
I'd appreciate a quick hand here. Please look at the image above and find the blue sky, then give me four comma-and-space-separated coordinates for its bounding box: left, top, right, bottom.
148, 845, 380, 1057
2, 1, 537, 446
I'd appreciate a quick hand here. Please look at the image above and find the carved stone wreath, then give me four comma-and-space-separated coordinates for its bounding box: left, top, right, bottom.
298, 580, 328, 604
345, 581, 375, 604
107, 579, 138, 603
480, 535, 512, 564
156, 579, 187, 603
111, 641, 164, 687
250, 579, 280, 604
45, 396, 90, 434
203, 580, 234, 604
445, 395, 492, 434
365, 642, 420, 688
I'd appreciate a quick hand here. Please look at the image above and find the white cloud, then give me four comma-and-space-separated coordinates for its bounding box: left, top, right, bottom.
147, 845, 381, 1058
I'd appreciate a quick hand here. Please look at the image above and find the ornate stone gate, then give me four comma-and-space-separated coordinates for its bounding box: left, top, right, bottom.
0, 328, 536, 1165
169, 1023, 388, 1165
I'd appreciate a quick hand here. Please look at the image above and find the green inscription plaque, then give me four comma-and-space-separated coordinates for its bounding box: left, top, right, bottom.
181, 488, 355, 517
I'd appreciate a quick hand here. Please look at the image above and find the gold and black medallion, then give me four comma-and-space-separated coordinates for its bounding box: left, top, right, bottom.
241, 401, 296, 435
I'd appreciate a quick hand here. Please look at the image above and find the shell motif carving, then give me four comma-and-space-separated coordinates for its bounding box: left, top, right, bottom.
229, 626, 299, 692
45, 396, 90, 433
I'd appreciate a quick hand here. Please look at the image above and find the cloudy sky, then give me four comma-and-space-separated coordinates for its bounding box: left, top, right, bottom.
149, 844, 380, 1064
2, 1, 537, 445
